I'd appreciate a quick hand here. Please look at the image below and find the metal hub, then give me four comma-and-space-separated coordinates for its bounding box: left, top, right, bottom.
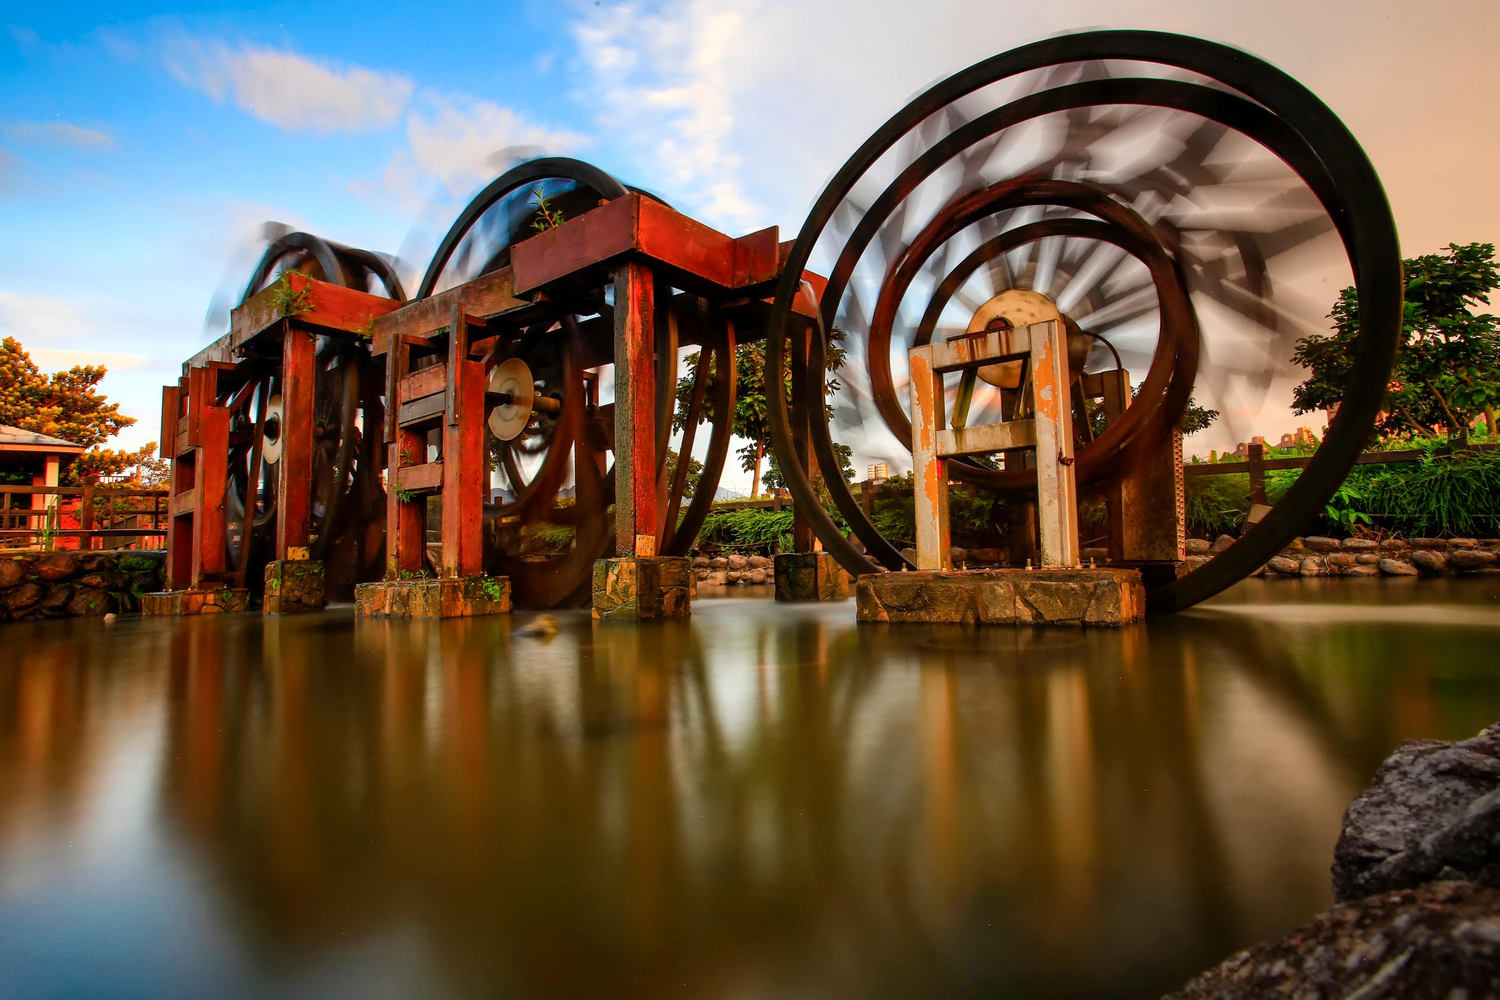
487, 357, 537, 442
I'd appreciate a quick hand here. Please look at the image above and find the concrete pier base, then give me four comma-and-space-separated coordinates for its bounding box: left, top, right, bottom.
774, 552, 850, 602
263, 559, 325, 615
142, 587, 250, 616
592, 556, 691, 621
354, 575, 510, 619
856, 567, 1145, 627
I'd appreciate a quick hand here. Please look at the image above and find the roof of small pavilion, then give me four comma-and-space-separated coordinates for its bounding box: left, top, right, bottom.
0, 424, 86, 456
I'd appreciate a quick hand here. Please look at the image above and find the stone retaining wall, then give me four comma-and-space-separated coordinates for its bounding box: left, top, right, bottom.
1183, 535, 1500, 579
1, 550, 166, 623
692, 553, 777, 586
696, 536, 1500, 588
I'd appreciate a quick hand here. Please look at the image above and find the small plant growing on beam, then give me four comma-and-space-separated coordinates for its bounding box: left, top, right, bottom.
393, 486, 418, 504
530, 187, 566, 232
270, 271, 314, 317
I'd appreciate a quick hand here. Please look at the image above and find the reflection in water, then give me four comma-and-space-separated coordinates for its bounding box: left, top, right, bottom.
2, 578, 1499, 998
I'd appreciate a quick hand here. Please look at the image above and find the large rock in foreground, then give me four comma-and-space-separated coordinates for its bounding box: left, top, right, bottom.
1332, 724, 1500, 901
1165, 880, 1500, 1000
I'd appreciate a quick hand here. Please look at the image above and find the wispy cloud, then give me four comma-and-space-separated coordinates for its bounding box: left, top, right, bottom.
0, 289, 94, 338
403, 91, 586, 194
0, 290, 150, 369
167, 39, 413, 134
3, 121, 115, 150
364, 91, 587, 220
570, 2, 758, 231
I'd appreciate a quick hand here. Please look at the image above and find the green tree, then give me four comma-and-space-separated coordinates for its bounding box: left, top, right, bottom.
674, 331, 846, 497
762, 442, 855, 492
1179, 395, 1221, 436
1291, 242, 1500, 441
0, 336, 135, 447
663, 448, 703, 498
1087, 387, 1219, 438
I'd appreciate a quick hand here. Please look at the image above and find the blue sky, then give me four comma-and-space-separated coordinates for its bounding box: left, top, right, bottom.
2, 0, 1497, 486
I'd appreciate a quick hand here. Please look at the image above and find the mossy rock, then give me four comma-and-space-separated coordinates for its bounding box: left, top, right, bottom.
118, 553, 165, 573
67, 587, 117, 616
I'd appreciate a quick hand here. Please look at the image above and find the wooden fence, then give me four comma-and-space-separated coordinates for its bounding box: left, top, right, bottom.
1181, 441, 1500, 505
709, 442, 1500, 515
0, 484, 169, 551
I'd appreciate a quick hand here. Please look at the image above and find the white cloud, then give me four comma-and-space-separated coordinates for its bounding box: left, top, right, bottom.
362, 91, 587, 222
29, 348, 151, 372
570, 2, 759, 232
168, 39, 413, 134
402, 91, 586, 194
0, 290, 94, 339
0, 290, 157, 367
0, 291, 151, 370
3, 121, 115, 150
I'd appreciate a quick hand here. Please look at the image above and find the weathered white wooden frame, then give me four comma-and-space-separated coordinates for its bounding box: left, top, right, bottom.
909, 320, 1080, 571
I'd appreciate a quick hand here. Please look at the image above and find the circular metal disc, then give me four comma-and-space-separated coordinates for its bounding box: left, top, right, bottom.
487, 357, 536, 442
965, 289, 1067, 387
262, 393, 285, 465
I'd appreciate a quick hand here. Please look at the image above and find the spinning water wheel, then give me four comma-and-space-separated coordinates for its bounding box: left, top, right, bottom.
224, 232, 405, 597
767, 30, 1401, 613
413, 158, 741, 607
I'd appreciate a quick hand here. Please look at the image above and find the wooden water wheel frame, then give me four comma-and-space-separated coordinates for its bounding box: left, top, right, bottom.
224, 232, 405, 597
766, 30, 1402, 614
413, 157, 742, 607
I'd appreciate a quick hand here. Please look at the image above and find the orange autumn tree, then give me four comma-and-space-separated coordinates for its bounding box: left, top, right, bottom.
0, 336, 165, 485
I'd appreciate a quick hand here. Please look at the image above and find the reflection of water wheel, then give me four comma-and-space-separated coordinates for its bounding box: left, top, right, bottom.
415, 157, 741, 607
224, 232, 403, 598
768, 30, 1400, 613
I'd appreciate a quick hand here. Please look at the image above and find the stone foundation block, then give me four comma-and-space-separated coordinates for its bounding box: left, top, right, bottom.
354, 575, 510, 619
142, 587, 250, 616
856, 568, 1145, 627
592, 557, 692, 621
263, 559, 326, 615
774, 552, 850, 602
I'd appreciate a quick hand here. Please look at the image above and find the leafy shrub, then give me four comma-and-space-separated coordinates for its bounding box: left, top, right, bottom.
697, 507, 796, 553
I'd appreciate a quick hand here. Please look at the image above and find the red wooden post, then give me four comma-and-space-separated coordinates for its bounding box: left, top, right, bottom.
441, 305, 485, 577
80, 484, 95, 550
277, 322, 315, 557
163, 380, 192, 589
385, 338, 425, 577
613, 261, 657, 557
191, 402, 229, 585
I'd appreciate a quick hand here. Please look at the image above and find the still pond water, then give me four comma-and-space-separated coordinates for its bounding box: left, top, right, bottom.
2, 578, 1499, 998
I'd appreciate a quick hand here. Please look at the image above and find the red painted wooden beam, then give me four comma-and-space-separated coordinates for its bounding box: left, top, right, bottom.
512, 193, 780, 296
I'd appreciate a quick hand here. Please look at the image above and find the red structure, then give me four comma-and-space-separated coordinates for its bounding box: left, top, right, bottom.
146, 273, 401, 615
358, 187, 821, 619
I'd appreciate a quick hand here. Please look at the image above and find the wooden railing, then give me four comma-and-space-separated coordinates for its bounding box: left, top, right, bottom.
1183, 441, 1500, 506
0, 484, 169, 551
708, 443, 1500, 516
